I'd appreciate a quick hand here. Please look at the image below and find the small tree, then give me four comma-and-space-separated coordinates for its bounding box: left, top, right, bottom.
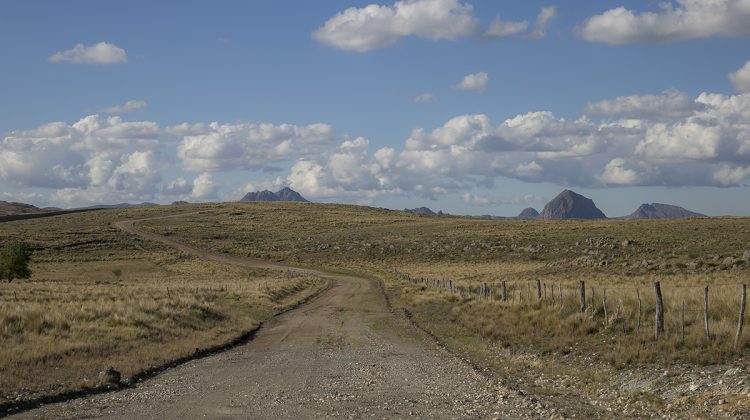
0, 241, 32, 283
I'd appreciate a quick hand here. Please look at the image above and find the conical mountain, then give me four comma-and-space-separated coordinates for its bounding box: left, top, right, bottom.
540, 190, 606, 220
517, 208, 540, 219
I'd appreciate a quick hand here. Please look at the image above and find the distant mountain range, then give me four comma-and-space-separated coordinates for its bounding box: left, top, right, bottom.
0, 188, 709, 220
240, 187, 308, 202
515, 191, 705, 220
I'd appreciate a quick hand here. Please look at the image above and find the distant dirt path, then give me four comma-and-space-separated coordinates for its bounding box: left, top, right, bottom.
14, 214, 540, 419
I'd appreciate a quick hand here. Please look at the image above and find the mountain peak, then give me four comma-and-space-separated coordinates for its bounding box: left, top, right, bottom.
240, 187, 309, 202
404, 206, 436, 216
540, 190, 606, 220
517, 207, 540, 219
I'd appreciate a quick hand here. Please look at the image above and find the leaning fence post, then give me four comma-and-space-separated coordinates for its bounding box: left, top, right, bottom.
735, 284, 747, 349
579, 281, 586, 314
654, 281, 664, 339
704, 285, 710, 340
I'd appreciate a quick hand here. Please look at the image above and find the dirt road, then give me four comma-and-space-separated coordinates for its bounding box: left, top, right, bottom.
13, 216, 544, 419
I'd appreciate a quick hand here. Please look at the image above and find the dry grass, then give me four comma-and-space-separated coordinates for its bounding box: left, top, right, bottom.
2, 201, 749, 404
138, 202, 750, 275
0, 207, 326, 404
134, 202, 750, 367
388, 270, 747, 366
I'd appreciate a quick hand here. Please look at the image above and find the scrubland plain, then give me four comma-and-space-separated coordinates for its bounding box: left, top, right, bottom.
0, 207, 325, 406
2, 201, 750, 416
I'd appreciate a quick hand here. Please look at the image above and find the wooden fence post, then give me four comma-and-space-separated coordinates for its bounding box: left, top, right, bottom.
654, 281, 664, 339
704, 285, 710, 340
636, 288, 641, 333
536, 278, 542, 301
602, 289, 608, 326
502, 281, 508, 302
681, 300, 686, 344
579, 281, 586, 314
735, 284, 747, 349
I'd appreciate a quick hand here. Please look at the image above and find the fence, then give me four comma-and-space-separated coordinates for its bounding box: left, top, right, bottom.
391, 268, 748, 347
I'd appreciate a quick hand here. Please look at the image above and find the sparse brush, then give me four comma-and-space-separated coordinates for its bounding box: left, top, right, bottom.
0, 205, 326, 405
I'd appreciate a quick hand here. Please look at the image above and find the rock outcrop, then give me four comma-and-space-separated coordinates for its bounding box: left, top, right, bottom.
240, 187, 308, 202
540, 190, 606, 220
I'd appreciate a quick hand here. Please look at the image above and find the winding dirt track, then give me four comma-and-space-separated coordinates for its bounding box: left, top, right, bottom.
14, 215, 538, 419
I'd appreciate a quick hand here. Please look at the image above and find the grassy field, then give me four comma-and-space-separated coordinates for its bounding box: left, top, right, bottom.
0, 207, 326, 405
137, 202, 750, 366
2, 201, 750, 410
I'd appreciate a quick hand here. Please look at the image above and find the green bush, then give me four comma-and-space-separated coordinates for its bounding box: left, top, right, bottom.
0, 241, 31, 283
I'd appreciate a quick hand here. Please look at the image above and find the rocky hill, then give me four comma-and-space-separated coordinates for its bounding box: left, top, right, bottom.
540, 190, 606, 220
240, 187, 308, 202
625, 203, 706, 219
0, 201, 59, 217
517, 208, 540, 219
404, 207, 437, 216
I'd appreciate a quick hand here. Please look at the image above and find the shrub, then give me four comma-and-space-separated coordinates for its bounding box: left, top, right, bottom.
0, 241, 32, 283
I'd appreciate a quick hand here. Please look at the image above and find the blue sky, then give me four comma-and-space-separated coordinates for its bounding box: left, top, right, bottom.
1, 0, 750, 216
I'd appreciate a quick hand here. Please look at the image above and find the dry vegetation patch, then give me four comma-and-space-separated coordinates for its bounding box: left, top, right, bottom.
0, 207, 326, 406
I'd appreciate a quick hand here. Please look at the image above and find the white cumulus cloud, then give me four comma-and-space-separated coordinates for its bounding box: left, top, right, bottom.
453, 71, 489, 92
729, 60, 750, 93
313, 0, 479, 52
177, 122, 336, 172
579, 0, 750, 45
48, 42, 128, 64
313, 1, 551, 52
191, 173, 221, 200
